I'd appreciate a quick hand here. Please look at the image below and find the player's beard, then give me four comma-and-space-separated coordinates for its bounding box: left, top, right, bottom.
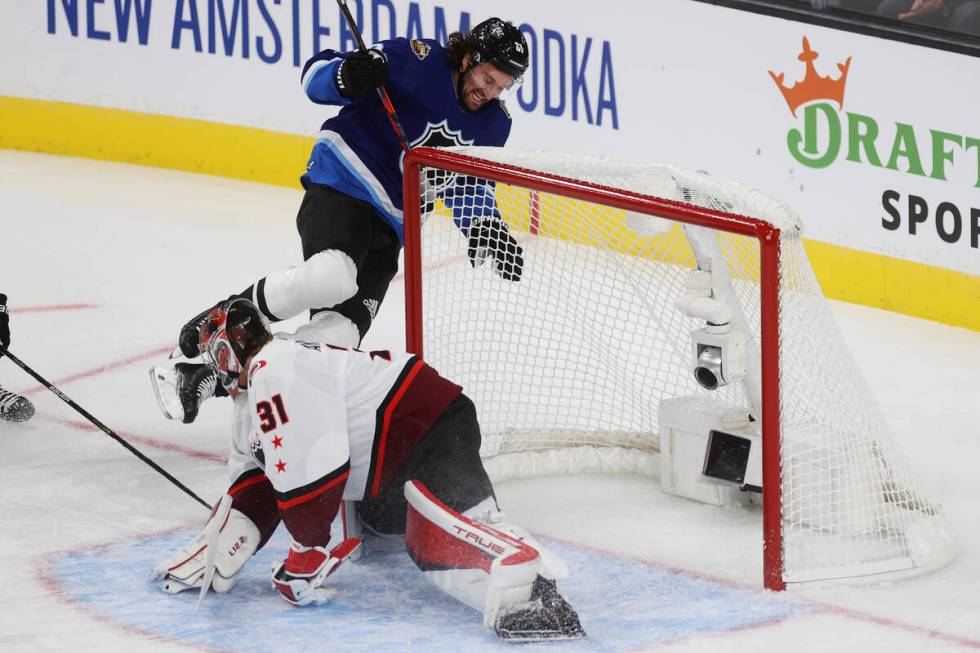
456, 67, 488, 112
465, 89, 488, 111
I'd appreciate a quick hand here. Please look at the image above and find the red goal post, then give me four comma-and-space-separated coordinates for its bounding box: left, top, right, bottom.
401, 146, 954, 591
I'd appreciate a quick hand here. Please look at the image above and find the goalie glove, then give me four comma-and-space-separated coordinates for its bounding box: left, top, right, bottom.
271, 537, 362, 606
467, 217, 524, 282
149, 508, 260, 594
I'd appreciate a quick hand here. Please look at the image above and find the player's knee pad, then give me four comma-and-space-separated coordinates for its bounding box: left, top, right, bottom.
404, 480, 551, 627
286, 310, 361, 347
258, 250, 358, 321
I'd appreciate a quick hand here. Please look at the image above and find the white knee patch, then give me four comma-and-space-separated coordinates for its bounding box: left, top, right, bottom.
259, 250, 358, 320
285, 311, 361, 347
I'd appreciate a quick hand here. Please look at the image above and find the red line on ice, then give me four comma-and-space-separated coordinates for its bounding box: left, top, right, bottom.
37, 546, 233, 653
23, 344, 224, 463
12, 303, 101, 313
53, 416, 225, 463
814, 603, 980, 650
23, 346, 172, 396
543, 534, 980, 650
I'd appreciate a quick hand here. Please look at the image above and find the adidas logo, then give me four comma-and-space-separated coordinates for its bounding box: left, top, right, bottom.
363, 298, 379, 321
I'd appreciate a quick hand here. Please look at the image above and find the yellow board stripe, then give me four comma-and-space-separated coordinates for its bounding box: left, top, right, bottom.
0, 95, 312, 188
2, 95, 977, 331
804, 240, 980, 330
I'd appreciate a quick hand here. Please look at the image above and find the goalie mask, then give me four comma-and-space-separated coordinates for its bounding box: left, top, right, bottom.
199, 298, 271, 393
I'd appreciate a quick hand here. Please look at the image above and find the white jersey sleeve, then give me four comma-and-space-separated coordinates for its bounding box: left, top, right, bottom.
228, 392, 261, 480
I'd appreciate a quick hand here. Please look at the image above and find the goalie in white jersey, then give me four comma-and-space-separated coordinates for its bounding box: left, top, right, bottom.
150, 298, 585, 641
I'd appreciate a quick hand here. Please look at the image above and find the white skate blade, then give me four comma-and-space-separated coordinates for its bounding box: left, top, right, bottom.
149, 364, 184, 422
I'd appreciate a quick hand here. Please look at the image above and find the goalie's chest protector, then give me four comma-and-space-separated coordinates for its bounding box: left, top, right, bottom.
244, 338, 462, 500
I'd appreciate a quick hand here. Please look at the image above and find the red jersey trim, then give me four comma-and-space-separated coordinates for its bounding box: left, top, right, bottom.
276, 469, 350, 510
228, 471, 268, 497
369, 359, 425, 497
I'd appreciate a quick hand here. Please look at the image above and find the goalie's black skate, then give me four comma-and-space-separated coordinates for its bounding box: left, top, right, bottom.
494, 576, 587, 641
175, 362, 222, 424
0, 386, 34, 423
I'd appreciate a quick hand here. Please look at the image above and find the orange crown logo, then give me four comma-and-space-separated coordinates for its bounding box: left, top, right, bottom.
769, 37, 851, 117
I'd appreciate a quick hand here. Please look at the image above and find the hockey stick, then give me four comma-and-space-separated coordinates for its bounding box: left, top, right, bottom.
0, 345, 212, 511
336, 0, 412, 153
195, 493, 232, 612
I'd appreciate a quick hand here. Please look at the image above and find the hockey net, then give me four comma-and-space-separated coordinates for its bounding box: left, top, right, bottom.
401, 146, 955, 589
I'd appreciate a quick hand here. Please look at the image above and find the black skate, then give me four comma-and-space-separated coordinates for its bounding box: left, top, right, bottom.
149, 362, 224, 423
178, 303, 222, 358
494, 576, 587, 641
0, 386, 35, 423
175, 363, 222, 424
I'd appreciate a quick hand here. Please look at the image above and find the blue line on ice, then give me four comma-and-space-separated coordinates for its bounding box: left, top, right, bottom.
49, 526, 809, 652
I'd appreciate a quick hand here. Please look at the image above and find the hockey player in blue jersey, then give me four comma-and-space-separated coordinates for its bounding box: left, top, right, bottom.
152, 18, 529, 425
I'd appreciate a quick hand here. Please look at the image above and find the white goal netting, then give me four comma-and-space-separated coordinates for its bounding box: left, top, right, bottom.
407, 146, 956, 587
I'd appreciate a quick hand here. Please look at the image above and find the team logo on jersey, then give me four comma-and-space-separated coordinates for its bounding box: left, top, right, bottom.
248, 431, 265, 467
402, 121, 475, 195
410, 39, 431, 61
408, 119, 475, 151
248, 359, 267, 383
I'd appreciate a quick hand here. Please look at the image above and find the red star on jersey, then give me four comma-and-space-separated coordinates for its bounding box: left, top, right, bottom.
275, 459, 287, 473
271, 435, 283, 449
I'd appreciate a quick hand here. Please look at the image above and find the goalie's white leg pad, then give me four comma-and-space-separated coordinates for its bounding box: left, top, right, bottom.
404, 480, 544, 627
149, 508, 260, 594
254, 249, 358, 321
285, 310, 360, 348
462, 498, 569, 581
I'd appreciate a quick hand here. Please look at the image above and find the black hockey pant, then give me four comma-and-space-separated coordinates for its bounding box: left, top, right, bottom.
357, 394, 496, 535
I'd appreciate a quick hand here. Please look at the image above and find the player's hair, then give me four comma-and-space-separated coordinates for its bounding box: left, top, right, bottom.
445, 19, 529, 80
444, 30, 477, 72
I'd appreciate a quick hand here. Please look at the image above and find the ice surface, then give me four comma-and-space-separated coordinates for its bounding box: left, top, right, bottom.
1, 150, 978, 652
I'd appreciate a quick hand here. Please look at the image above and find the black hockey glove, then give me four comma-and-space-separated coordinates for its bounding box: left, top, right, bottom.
336, 48, 388, 100
467, 218, 524, 282
0, 293, 9, 355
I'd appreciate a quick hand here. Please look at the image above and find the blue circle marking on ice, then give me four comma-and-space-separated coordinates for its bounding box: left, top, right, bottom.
48, 526, 810, 652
